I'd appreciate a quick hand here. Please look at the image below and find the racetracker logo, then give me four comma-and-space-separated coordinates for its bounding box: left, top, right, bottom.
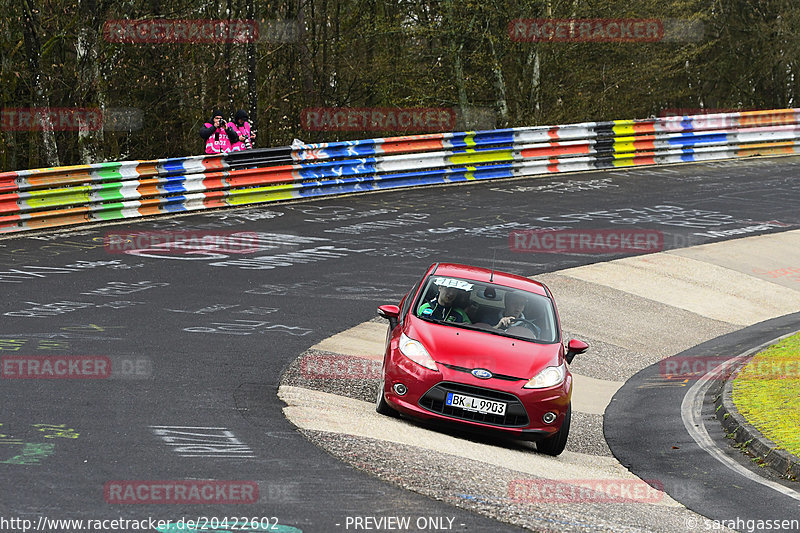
104, 231, 261, 255
509, 229, 663, 254
508, 479, 664, 503
300, 354, 381, 380
103, 19, 258, 43
2, 356, 111, 379
300, 107, 457, 132
104, 480, 258, 504
660, 356, 800, 380
1, 108, 102, 131
1, 107, 143, 131
509, 19, 663, 42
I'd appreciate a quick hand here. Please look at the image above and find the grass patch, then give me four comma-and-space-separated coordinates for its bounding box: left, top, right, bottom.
732, 332, 800, 457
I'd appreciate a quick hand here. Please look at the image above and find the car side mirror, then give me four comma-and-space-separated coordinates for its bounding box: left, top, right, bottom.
378, 305, 400, 331
565, 339, 589, 364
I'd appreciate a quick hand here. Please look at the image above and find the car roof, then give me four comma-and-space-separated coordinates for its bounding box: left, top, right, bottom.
431, 263, 549, 297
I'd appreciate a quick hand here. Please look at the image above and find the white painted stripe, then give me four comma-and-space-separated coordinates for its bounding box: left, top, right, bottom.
559, 254, 800, 326
571, 373, 623, 415
149, 426, 229, 429
681, 334, 800, 502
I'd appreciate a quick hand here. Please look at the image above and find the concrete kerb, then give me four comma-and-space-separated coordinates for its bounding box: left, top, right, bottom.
713, 347, 800, 481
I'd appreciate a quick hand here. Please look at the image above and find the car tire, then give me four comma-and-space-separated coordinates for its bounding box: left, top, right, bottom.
536, 404, 571, 456
375, 377, 398, 417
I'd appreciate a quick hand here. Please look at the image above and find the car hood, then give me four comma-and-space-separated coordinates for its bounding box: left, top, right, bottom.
406, 318, 561, 379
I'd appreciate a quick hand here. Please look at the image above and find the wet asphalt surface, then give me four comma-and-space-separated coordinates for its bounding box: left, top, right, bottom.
1, 156, 799, 532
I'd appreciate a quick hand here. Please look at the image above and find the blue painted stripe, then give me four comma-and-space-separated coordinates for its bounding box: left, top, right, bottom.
668, 133, 730, 145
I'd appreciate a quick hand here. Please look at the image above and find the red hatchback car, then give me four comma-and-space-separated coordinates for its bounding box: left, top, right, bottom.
376, 262, 588, 456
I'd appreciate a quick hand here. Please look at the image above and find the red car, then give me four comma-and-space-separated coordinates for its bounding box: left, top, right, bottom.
376, 262, 588, 456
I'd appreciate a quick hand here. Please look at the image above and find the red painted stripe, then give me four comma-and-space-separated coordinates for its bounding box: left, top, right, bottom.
0, 195, 22, 214
226, 168, 297, 187
202, 191, 227, 208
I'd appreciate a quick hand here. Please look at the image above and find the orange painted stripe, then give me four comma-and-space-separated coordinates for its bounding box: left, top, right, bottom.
23, 205, 91, 219
137, 205, 164, 216
739, 146, 795, 157
134, 162, 160, 177
738, 109, 796, 127
26, 170, 92, 187
380, 138, 445, 154
631, 155, 656, 165
136, 185, 160, 197
632, 139, 656, 150
26, 213, 90, 229
201, 156, 226, 171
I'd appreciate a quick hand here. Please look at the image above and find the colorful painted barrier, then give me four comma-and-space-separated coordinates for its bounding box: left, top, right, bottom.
1, 109, 799, 234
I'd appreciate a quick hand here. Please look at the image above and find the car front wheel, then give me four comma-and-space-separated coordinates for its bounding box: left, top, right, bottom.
536, 405, 571, 456
375, 376, 398, 417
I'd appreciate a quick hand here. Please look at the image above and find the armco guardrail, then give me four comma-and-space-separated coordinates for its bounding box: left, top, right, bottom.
1, 109, 799, 234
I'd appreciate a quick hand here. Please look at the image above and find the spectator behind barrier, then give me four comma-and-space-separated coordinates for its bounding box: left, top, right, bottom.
199, 109, 238, 154
229, 109, 256, 151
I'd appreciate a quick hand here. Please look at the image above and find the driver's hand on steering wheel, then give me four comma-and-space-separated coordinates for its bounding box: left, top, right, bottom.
495, 316, 517, 329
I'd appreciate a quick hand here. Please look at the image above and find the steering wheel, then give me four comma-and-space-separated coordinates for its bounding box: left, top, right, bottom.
509, 319, 541, 338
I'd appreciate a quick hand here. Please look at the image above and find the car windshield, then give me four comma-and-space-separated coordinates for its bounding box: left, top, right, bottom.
414, 275, 559, 343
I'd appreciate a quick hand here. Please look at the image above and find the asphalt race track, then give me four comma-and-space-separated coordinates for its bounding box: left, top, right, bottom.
1, 155, 799, 533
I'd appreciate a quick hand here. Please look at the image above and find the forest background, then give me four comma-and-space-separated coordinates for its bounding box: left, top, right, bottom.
1, 0, 798, 171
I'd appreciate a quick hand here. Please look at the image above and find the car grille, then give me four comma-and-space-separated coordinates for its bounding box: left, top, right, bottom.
439, 363, 524, 382
418, 382, 529, 427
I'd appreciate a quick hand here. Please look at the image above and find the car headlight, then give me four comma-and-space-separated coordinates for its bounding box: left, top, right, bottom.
523, 362, 566, 389
399, 333, 438, 371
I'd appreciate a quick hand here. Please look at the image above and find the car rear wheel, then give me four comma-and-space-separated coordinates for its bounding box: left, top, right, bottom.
375, 376, 398, 417
536, 404, 571, 456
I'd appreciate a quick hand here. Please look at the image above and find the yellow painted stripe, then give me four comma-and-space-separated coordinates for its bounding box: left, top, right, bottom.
227, 189, 297, 205
227, 183, 296, 205
26, 185, 92, 197
465, 165, 477, 181
612, 120, 635, 136
24, 191, 92, 208
463, 134, 477, 148
450, 150, 513, 165
613, 141, 637, 153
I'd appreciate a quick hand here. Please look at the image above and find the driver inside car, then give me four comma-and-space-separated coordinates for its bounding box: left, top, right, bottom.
418, 284, 472, 324
491, 291, 540, 338
493, 291, 527, 329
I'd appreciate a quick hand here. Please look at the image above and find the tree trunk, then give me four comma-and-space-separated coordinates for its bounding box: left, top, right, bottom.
22, 0, 59, 167
488, 34, 510, 128
77, 0, 104, 164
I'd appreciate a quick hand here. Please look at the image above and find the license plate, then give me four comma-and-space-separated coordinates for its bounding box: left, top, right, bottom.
446, 392, 506, 416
